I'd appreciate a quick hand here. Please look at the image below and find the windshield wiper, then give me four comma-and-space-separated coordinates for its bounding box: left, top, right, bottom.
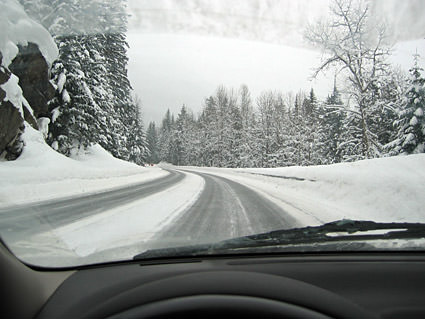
134, 219, 425, 260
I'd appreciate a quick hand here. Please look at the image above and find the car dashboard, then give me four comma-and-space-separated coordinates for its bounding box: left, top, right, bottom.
2, 241, 425, 319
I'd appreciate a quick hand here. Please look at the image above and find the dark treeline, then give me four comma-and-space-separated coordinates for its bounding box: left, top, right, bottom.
147, 65, 424, 167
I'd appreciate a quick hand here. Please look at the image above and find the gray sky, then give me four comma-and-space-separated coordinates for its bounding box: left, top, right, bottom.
126, 0, 425, 124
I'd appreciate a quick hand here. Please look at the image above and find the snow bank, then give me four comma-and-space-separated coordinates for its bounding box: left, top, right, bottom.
9, 164, 205, 266
0, 126, 205, 266
0, 124, 167, 207
50, 170, 204, 260
183, 155, 425, 225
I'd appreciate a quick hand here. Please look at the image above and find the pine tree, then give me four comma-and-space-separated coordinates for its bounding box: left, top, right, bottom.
199, 96, 219, 166
21, 0, 148, 162
127, 98, 148, 165
317, 83, 345, 164
391, 54, 425, 154
216, 86, 233, 167
174, 105, 193, 165
285, 92, 306, 166
228, 101, 243, 167
302, 88, 320, 165
158, 109, 174, 163
302, 88, 317, 117
146, 122, 159, 164
256, 91, 275, 167
47, 35, 104, 155
238, 85, 258, 167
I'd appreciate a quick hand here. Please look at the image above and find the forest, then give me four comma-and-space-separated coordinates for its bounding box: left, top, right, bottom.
17, 0, 148, 164
13, 0, 425, 168
145, 0, 425, 167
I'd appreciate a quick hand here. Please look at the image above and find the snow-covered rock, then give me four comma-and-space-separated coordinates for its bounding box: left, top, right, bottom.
0, 0, 58, 68
0, 55, 24, 160
9, 43, 56, 118
0, 0, 58, 159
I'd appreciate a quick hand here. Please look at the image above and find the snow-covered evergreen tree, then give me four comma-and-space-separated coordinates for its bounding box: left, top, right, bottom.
146, 122, 159, 164
317, 83, 345, 164
391, 54, 425, 154
158, 109, 174, 164
198, 96, 220, 166
47, 35, 105, 155
174, 105, 191, 165
127, 98, 149, 165
302, 88, 320, 165
20, 0, 148, 164
238, 85, 257, 167
255, 91, 292, 167
285, 91, 311, 166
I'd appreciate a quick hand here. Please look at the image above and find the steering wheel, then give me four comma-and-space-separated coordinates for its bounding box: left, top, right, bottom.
97, 271, 374, 318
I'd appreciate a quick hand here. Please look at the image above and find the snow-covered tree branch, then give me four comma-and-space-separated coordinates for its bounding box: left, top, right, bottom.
305, 0, 394, 159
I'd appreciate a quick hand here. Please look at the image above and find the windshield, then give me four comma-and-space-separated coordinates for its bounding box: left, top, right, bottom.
0, 0, 425, 268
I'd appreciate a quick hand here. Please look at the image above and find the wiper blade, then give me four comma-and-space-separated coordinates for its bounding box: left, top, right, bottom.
134, 219, 425, 260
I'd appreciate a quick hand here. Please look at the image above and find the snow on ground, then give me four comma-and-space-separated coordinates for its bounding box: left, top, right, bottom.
2, 127, 424, 266
183, 154, 425, 225
51, 170, 203, 258
12, 173, 204, 267
15, 169, 204, 266
0, 125, 205, 266
0, 124, 168, 207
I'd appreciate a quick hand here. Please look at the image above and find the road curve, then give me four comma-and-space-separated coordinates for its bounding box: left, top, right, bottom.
0, 169, 184, 242
151, 169, 301, 248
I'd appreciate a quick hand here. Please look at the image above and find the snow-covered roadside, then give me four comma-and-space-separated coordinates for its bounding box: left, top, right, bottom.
182, 154, 425, 225
15, 170, 204, 266
0, 125, 206, 266
0, 125, 168, 207
53, 171, 204, 256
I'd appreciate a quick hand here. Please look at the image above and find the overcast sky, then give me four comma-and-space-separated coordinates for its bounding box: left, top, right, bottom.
126, 0, 425, 125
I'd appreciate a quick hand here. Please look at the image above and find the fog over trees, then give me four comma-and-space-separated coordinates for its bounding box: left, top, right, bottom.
147, 0, 424, 167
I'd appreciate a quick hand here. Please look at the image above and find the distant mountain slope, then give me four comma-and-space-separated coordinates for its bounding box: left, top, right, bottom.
127, 0, 425, 47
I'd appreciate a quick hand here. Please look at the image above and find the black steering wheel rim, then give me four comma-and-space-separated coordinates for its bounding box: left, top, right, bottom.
97, 271, 374, 319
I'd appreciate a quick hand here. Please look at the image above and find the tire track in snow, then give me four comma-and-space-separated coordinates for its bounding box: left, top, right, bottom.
3, 169, 205, 266
0, 169, 184, 242
149, 170, 300, 249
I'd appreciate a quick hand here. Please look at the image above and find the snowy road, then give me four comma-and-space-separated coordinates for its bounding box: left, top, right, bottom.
0, 169, 185, 243
2, 125, 424, 267
5, 154, 424, 267
149, 169, 302, 249
0, 167, 302, 266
